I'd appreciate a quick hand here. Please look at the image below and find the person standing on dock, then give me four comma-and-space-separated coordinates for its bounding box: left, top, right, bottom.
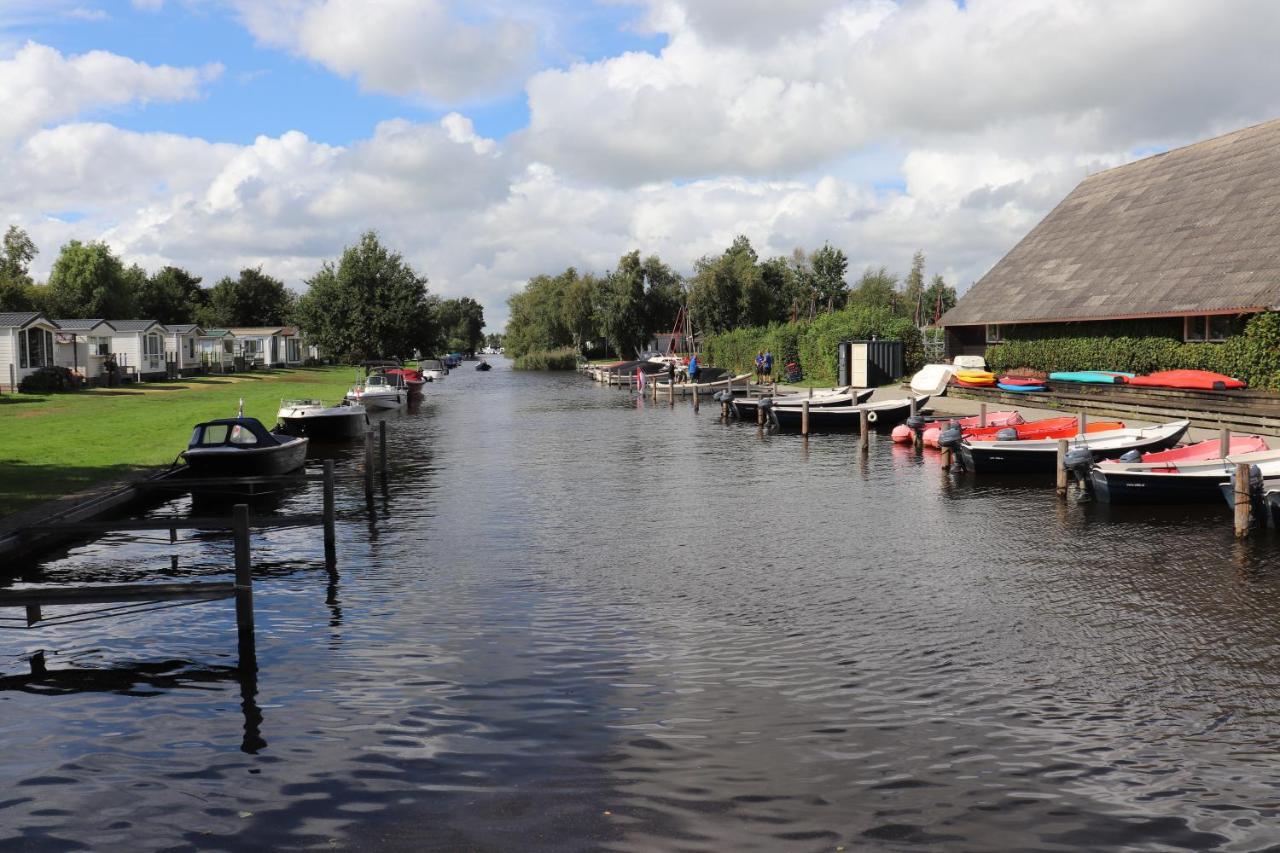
763, 350, 773, 382
666, 360, 675, 386
688, 352, 700, 383
755, 351, 764, 383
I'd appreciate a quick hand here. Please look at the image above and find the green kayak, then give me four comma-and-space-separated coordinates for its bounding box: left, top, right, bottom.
1048, 371, 1135, 384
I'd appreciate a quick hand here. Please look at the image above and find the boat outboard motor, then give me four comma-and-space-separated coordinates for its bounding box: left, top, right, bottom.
905, 413, 926, 440
757, 397, 774, 411
937, 421, 963, 450
1063, 445, 1094, 495
1118, 449, 1143, 463
995, 427, 1019, 441
712, 390, 731, 403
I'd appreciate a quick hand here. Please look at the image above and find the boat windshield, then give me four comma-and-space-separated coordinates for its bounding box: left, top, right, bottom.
367, 375, 387, 387
197, 424, 229, 445
421, 360, 444, 370
229, 424, 258, 445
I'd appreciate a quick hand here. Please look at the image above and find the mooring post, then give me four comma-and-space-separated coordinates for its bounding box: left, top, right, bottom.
25, 604, 41, 626
669, 379, 674, 406
233, 503, 254, 635
170, 526, 177, 545
1235, 462, 1252, 537
757, 405, 765, 427
1056, 439, 1069, 498
379, 420, 388, 475
693, 388, 700, 412
652, 380, 658, 402
980, 403, 988, 428
363, 430, 374, 499
808, 386, 813, 399
860, 409, 870, 453
910, 397, 923, 451
940, 445, 952, 470
322, 460, 336, 567
1078, 410, 1087, 436
1220, 427, 1230, 460
801, 400, 810, 436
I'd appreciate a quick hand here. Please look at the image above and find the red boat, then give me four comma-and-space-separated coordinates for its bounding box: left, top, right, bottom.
386, 368, 426, 394
1122, 370, 1246, 391
902, 411, 1023, 446
1139, 435, 1268, 464
967, 416, 1125, 442
996, 376, 1043, 387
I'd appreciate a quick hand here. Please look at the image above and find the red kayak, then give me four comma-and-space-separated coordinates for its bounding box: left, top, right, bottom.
910, 411, 1023, 447
968, 416, 1126, 442
1123, 370, 1246, 391
1140, 435, 1268, 463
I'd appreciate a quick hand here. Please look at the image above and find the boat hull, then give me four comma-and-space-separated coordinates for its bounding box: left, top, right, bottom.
181, 437, 309, 477
958, 423, 1189, 474
731, 388, 872, 420
1090, 468, 1230, 504
278, 410, 367, 439
769, 396, 927, 432
346, 390, 405, 410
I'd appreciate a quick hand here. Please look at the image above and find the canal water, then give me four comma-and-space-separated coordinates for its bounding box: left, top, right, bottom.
3, 360, 1280, 851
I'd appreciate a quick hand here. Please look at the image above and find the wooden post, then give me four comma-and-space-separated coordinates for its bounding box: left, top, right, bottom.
980, 403, 987, 428
1056, 439, 1069, 498
322, 460, 336, 567
808, 386, 813, 398
652, 379, 658, 402
859, 409, 870, 453
363, 430, 374, 499
1234, 462, 1252, 537
669, 379, 674, 405
25, 604, 41, 626
757, 405, 765, 426
940, 447, 952, 469
1220, 427, 1230, 460
233, 503, 254, 635
1078, 410, 1087, 436
379, 420, 388, 474
910, 397, 922, 451
693, 388, 700, 412
801, 400, 810, 436
170, 526, 177, 544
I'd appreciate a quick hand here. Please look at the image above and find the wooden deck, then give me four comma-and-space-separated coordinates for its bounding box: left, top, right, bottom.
947, 382, 1280, 436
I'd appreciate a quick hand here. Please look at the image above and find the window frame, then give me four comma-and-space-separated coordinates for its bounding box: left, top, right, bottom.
985, 323, 1004, 344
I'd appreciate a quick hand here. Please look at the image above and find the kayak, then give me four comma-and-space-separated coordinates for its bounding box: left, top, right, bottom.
912, 411, 1024, 447
1049, 370, 1135, 384
997, 382, 1047, 392
967, 416, 1126, 442
954, 370, 996, 386
996, 375, 1044, 386
1122, 370, 1246, 390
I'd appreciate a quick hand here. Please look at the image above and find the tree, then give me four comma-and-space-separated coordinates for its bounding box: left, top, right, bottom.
45, 240, 138, 318
0, 225, 38, 312
922, 274, 958, 324
138, 265, 206, 325
294, 231, 436, 361
809, 243, 849, 310
688, 235, 764, 334
201, 267, 294, 327
438, 296, 485, 353
641, 255, 684, 337
599, 250, 649, 359
562, 269, 601, 353
847, 266, 899, 312
505, 271, 572, 357
902, 250, 926, 324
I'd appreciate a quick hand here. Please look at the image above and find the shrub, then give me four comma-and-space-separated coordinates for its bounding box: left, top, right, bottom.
19, 366, 82, 393
513, 347, 579, 370
985, 312, 1280, 389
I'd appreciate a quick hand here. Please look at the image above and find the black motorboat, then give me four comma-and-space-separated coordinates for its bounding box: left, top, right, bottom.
768, 395, 929, 432
277, 399, 368, 439
476, 360, 492, 371
731, 387, 872, 420
181, 417, 308, 477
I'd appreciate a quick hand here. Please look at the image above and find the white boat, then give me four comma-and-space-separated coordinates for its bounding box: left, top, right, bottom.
345, 374, 406, 410
277, 399, 368, 439
419, 358, 447, 381
650, 372, 752, 396
910, 364, 955, 396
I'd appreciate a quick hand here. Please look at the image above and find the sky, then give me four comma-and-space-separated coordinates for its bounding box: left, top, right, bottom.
4, 0, 1280, 331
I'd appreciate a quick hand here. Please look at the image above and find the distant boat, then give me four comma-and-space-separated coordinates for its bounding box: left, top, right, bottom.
182, 417, 308, 477
419, 359, 448, 381
277, 399, 368, 439
731, 387, 871, 420
345, 373, 406, 410
769, 396, 930, 432
476, 360, 492, 371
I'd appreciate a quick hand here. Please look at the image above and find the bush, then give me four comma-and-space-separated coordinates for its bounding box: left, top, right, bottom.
513, 347, 579, 370
19, 365, 82, 393
701, 307, 924, 386
985, 312, 1280, 390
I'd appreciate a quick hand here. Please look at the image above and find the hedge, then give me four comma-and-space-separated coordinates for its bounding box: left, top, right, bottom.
985, 312, 1280, 390
701, 307, 924, 385
513, 347, 579, 370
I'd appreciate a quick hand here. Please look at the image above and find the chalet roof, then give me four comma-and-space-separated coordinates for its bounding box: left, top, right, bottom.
225, 326, 290, 335
166, 324, 203, 335
0, 312, 52, 329
200, 328, 236, 338
52, 318, 114, 332
942, 118, 1280, 327
108, 320, 167, 333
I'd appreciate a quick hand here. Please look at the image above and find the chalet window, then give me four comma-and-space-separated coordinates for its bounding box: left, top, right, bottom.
187, 337, 196, 358
985, 324, 1004, 344
21, 328, 53, 368
90, 336, 111, 356
144, 334, 162, 356
243, 339, 260, 356
18, 330, 27, 368
223, 340, 234, 355
1184, 315, 1233, 342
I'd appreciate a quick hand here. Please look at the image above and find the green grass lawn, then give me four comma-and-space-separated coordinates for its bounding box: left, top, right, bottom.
0, 366, 358, 517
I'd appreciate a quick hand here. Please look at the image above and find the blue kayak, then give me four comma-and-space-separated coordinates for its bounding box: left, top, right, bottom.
1049, 370, 1135, 384
997, 382, 1047, 392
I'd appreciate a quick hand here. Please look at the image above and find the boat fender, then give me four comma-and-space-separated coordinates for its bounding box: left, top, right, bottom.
1118, 449, 1143, 463
1063, 446, 1094, 486
995, 427, 1019, 441
866, 409, 879, 424
936, 421, 963, 450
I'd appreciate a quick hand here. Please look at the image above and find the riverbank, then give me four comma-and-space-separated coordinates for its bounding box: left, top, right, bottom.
0, 366, 355, 516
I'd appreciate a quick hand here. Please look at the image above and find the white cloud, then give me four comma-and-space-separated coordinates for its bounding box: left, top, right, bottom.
62, 7, 109, 21
0, 42, 221, 142
229, 0, 536, 103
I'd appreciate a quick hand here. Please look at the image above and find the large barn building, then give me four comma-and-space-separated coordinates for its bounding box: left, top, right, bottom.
941, 119, 1280, 358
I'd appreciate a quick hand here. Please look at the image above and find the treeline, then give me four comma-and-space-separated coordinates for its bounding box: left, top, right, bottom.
0, 226, 485, 361
504, 236, 959, 359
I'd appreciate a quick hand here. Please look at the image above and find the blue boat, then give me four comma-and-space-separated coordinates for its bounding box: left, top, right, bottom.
1048, 370, 1135, 384
997, 382, 1047, 392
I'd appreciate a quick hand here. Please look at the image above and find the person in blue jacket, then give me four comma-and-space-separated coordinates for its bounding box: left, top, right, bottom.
687, 352, 699, 383
763, 349, 773, 381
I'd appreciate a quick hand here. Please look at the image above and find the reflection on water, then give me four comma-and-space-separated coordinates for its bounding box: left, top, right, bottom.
3, 360, 1280, 851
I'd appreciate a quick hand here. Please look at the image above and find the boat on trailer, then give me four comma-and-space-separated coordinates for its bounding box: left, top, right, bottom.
956, 420, 1190, 475
769, 396, 930, 432
730, 387, 871, 420
181, 417, 309, 477
277, 399, 368, 439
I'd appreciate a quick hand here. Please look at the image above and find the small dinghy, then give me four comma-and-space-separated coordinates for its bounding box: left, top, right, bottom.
731, 387, 871, 420
346, 373, 406, 410
956, 420, 1190, 475
900, 411, 1023, 446
652, 372, 751, 396
476, 360, 492, 371
909, 364, 955, 397
1090, 438, 1276, 503
182, 417, 308, 477
277, 399, 368, 439
769, 396, 929, 432
964, 415, 1124, 442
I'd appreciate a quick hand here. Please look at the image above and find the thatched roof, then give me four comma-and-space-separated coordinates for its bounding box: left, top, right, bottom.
942, 119, 1280, 327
